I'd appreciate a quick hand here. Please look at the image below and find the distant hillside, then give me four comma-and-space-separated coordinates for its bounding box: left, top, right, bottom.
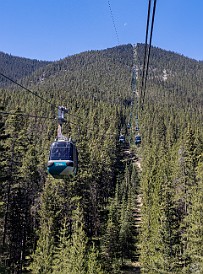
1, 43, 203, 110
0, 51, 51, 87
6, 44, 134, 107
26, 43, 203, 107
1, 44, 203, 108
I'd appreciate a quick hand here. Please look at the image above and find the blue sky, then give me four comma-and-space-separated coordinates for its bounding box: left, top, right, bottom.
1, 0, 203, 61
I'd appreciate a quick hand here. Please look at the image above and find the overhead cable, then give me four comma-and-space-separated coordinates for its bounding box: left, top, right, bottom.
0, 110, 56, 120
140, 0, 152, 101
140, 0, 157, 110
107, 0, 120, 45
0, 72, 57, 110
0, 72, 80, 120
142, 0, 157, 107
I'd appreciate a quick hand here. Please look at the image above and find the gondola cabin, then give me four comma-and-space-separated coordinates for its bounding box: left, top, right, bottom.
119, 135, 125, 144
135, 135, 141, 145
47, 139, 78, 178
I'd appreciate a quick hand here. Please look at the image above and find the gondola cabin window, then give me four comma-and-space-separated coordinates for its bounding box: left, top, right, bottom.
49, 141, 73, 161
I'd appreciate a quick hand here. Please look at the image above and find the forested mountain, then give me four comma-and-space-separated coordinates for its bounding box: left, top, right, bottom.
0, 44, 203, 274
0, 51, 51, 87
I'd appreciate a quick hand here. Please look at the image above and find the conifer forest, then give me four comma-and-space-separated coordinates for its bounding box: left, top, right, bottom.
0, 44, 203, 273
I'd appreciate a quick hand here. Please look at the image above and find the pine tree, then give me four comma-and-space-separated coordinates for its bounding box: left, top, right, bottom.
68, 205, 87, 274
181, 154, 203, 273
31, 217, 54, 274
175, 129, 198, 270
18, 144, 41, 271
87, 243, 104, 274
31, 177, 61, 273
119, 197, 134, 262
0, 109, 10, 273
52, 218, 72, 274
101, 199, 120, 272
2, 109, 33, 272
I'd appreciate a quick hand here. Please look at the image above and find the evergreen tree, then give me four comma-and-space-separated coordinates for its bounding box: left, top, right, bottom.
31, 217, 54, 274
52, 205, 87, 274
181, 154, 203, 273
2, 109, 33, 272
52, 218, 72, 274
101, 199, 120, 272
67, 206, 87, 274
87, 243, 104, 274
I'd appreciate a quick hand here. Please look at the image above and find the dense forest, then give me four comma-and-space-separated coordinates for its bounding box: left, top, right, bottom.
0, 52, 51, 88
0, 43, 203, 274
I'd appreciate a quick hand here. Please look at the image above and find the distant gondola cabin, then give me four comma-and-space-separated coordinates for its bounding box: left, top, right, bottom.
135, 135, 141, 145
119, 135, 125, 144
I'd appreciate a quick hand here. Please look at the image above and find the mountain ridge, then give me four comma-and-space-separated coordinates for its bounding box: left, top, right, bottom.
0, 51, 51, 87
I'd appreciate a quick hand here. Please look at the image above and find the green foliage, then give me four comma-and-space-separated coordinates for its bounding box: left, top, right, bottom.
87, 243, 104, 274
31, 217, 54, 274
0, 51, 51, 88
0, 44, 203, 273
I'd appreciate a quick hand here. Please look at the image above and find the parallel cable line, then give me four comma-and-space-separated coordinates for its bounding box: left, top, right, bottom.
0, 110, 116, 137
0, 72, 83, 121
142, 0, 157, 108
0, 72, 57, 110
107, 0, 120, 45
140, 0, 152, 102
0, 110, 55, 120
140, 0, 157, 110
